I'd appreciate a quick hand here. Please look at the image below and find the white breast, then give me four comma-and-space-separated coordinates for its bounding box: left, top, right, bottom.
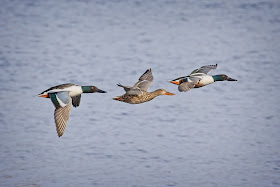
65, 85, 83, 97
197, 75, 214, 87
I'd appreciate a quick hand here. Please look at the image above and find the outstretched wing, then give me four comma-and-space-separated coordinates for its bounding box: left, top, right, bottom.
178, 82, 196, 92
133, 69, 153, 91
54, 102, 71, 137
49, 92, 72, 137
178, 77, 199, 92
72, 95, 81, 107
49, 91, 71, 109
190, 64, 218, 74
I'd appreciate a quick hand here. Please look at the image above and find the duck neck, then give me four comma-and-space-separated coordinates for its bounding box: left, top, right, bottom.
150, 89, 165, 97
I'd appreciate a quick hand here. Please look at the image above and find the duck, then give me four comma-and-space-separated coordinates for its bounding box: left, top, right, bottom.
169, 64, 237, 92
37, 83, 106, 137
113, 69, 175, 104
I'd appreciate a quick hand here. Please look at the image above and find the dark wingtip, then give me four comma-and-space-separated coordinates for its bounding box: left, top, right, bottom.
144, 69, 150, 74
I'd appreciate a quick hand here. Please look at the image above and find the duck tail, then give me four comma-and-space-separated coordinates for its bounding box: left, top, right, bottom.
169, 80, 180, 85
36, 93, 48, 98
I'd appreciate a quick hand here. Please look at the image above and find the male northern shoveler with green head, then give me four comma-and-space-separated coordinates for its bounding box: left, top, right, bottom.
113, 69, 175, 104
37, 83, 106, 137
169, 64, 237, 92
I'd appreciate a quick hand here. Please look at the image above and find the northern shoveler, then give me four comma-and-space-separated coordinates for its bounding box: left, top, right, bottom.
169, 64, 237, 92
37, 83, 106, 137
113, 69, 175, 104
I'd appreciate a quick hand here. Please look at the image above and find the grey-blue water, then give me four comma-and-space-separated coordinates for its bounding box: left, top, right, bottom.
0, 0, 280, 186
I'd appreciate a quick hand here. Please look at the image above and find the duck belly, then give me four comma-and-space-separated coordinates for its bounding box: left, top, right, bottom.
116, 94, 156, 104
195, 75, 214, 87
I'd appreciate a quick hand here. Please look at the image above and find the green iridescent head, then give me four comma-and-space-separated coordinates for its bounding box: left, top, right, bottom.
81, 86, 107, 93
212, 74, 237, 82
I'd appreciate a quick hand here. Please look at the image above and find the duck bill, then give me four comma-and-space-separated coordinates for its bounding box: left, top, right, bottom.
227, 77, 237, 81
113, 97, 120, 100
97, 89, 107, 93
169, 80, 179, 85
164, 92, 175, 95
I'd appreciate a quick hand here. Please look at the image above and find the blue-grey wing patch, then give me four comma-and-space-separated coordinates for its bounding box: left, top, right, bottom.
72, 95, 81, 108
50, 91, 71, 109
190, 64, 218, 74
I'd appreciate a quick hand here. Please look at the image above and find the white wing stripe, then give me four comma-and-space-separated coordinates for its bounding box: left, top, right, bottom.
56, 94, 68, 107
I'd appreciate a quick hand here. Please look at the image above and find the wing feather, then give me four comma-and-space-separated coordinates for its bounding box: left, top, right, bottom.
178, 82, 196, 92
54, 101, 71, 137
133, 69, 153, 91
72, 95, 81, 107
190, 64, 218, 74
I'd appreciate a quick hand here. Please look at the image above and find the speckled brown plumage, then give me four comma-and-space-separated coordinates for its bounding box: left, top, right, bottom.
114, 89, 174, 104
114, 69, 175, 104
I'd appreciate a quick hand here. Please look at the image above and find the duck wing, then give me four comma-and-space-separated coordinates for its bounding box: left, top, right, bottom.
50, 92, 72, 137
132, 69, 153, 91
72, 95, 81, 107
178, 77, 200, 92
190, 64, 218, 74
54, 102, 71, 137
117, 83, 142, 95
178, 82, 196, 92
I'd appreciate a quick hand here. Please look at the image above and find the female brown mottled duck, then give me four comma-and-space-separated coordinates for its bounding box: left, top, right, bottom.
113, 69, 175, 104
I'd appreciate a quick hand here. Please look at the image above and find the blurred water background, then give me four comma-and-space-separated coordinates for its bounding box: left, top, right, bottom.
0, 0, 280, 186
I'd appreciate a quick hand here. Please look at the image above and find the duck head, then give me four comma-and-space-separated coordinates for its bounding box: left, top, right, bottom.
212, 74, 237, 82
82, 86, 107, 93
155, 89, 175, 96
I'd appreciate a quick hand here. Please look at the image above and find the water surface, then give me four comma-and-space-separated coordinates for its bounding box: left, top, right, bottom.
0, 0, 280, 186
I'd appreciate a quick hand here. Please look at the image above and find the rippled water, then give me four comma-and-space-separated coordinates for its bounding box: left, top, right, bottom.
0, 0, 280, 186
